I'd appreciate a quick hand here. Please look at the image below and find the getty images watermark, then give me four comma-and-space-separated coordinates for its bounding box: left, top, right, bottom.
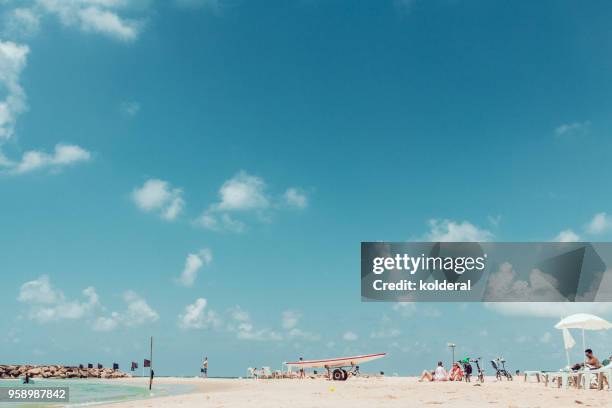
361, 242, 612, 302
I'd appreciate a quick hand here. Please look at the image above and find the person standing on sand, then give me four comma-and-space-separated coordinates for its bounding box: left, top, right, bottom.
201, 356, 208, 378
299, 357, 305, 379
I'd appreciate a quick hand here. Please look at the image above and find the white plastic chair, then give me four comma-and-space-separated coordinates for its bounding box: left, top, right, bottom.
581, 363, 612, 391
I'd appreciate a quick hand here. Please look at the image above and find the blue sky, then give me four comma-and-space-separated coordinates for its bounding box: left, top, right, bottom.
2, 0, 612, 377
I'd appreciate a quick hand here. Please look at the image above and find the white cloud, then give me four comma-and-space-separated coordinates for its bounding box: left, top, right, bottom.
392, 302, 416, 317
555, 121, 590, 137
18, 275, 60, 304
18, 276, 99, 323
176, 248, 212, 287
121, 290, 159, 326
281, 310, 300, 329
371, 314, 403, 339
0, 151, 12, 167
214, 171, 269, 211
93, 313, 119, 332
194, 212, 245, 233
195, 171, 308, 232
227, 305, 283, 341
77, 6, 139, 41
0, 40, 29, 142
3, 8, 41, 38
236, 326, 283, 341
92, 291, 158, 331
279, 310, 320, 341
553, 229, 580, 242
284, 188, 308, 209
17, 276, 159, 331
287, 328, 321, 342
485, 302, 612, 319
487, 215, 502, 227
483, 262, 565, 302
552, 212, 612, 241
586, 212, 612, 235
5, 143, 91, 174
424, 219, 493, 242
120, 100, 140, 116
515, 334, 530, 344
178, 298, 219, 329
228, 305, 250, 322
35, 0, 143, 42
370, 328, 401, 339
131, 178, 185, 221
0, 39, 90, 176
342, 331, 358, 341
205, 172, 267, 227
540, 332, 552, 344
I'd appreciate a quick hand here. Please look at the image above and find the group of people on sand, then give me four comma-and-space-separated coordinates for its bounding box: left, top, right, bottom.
419, 361, 464, 382
419, 348, 611, 387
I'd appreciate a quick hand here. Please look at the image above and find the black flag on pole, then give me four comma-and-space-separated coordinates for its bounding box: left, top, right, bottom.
88, 364, 93, 369
131, 362, 138, 371
97, 363, 103, 369
144, 359, 151, 368
113, 363, 119, 370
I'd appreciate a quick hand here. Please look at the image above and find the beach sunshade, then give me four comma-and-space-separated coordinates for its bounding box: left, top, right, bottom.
555, 313, 612, 373
562, 328, 576, 350
554, 313, 612, 331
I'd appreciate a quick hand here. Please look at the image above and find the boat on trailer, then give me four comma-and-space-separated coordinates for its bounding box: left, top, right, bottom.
284, 352, 386, 381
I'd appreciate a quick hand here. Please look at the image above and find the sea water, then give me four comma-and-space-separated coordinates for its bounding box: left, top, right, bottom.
0, 378, 194, 407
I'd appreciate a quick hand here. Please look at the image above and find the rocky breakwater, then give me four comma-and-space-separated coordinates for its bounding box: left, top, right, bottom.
0, 365, 131, 379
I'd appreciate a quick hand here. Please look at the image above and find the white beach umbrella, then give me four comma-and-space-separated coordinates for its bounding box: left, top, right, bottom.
555, 313, 612, 331
555, 313, 612, 368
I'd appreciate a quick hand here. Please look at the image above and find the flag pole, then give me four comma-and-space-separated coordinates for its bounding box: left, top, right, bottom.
149, 336, 154, 390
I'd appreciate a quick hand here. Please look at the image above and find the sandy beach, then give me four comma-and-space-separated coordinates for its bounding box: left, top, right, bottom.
98, 376, 611, 408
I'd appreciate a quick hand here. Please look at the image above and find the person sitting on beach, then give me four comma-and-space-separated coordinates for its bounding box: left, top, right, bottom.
585, 349, 602, 369
449, 362, 463, 381
572, 349, 602, 371
419, 361, 448, 382
570, 349, 607, 389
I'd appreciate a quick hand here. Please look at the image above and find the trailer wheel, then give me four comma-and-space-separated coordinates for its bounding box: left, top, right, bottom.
332, 369, 344, 381
341, 369, 348, 381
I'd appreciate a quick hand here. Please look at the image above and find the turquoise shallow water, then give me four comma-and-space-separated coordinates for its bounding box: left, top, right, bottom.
0, 379, 194, 407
